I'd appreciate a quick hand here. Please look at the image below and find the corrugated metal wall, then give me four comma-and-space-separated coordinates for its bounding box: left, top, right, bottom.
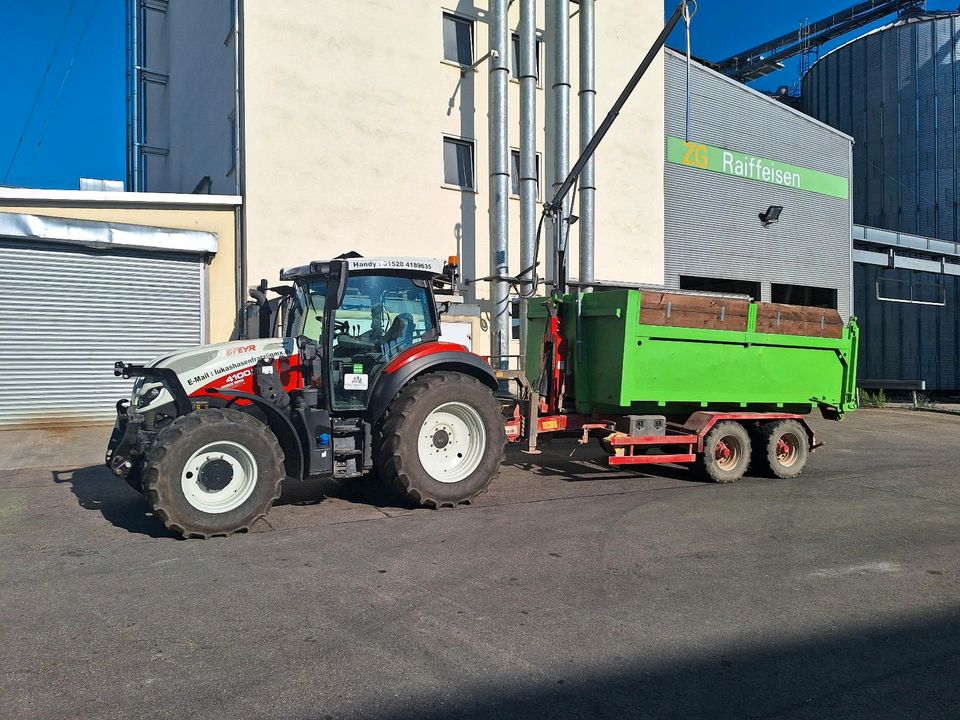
803, 14, 960, 245
664, 51, 854, 319
0, 240, 204, 427
854, 262, 960, 390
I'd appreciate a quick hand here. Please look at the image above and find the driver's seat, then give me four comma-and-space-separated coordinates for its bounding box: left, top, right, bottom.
383, 313, 415, 358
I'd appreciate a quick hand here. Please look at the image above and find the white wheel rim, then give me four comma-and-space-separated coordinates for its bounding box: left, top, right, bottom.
180, 441, 259, 514
417, 401, 487, 483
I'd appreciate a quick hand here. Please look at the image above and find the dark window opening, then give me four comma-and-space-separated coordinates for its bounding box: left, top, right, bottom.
511, 33, 541, 80
510, 149, 540, 197
679, 276, 760, 300
771, 283, 838, 309
443, 137, 475, 190
442, 13, 473, 66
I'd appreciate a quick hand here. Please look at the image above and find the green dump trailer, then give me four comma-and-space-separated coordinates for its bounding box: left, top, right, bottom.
507, 288, 859, 483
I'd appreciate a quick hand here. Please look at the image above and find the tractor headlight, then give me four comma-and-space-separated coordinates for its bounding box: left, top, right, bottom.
137, 386, 162, 408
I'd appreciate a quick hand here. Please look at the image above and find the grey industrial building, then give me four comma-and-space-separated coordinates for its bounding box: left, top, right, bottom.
802, 10, 960, 391
664, 50, 854, 320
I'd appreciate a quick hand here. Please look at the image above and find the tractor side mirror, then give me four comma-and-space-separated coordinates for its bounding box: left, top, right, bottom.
297, 335, 320, 361
297, 335, 324, 385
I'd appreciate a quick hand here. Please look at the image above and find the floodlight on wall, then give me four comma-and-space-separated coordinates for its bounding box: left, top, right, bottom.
759, 205, 783, 227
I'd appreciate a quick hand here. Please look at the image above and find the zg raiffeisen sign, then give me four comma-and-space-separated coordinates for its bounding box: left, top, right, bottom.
666, 137, 849, 200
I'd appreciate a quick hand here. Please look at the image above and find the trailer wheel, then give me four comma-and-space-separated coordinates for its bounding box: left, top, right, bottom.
694, 421, 751, 484
375, 371, 505, 508
755, 420, 809, 479
142, 408, 285, 539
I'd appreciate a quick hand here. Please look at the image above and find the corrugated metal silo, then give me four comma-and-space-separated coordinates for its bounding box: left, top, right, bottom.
802, 12, 960, 244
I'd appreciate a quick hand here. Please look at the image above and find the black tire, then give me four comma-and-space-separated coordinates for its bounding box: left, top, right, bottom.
754, 420, 809, 479
142, 408, 285, 539
693, 421, 751, 484
374, 371, 506, 508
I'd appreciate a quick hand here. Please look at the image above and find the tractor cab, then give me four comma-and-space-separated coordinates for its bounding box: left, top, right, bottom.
278, 256, 452, 412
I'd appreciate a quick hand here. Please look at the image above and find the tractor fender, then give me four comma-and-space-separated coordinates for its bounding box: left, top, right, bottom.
365, 344, 498, 425
210, 389, 305, 480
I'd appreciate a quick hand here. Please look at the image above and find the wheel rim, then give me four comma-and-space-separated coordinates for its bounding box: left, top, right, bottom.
714, 435, 743, 472
418, 401, 487, 483
181, 441, 259, 514
775, 432, 801, 468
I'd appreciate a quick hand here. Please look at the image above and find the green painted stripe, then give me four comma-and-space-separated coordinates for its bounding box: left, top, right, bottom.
666, 137, 849, 199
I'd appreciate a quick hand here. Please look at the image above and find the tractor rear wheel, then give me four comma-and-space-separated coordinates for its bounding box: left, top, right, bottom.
693, 421, 751, 484
142, 408, 285, 538
375, 371, 505, 508
754, 420, 809, 479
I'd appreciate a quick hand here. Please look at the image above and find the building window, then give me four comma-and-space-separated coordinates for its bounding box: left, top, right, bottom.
771, 283, 838, 309
443, 136, 475, 190
510, 149, 540, 198
876, 273, 946, 306
679, 276, 761, 300
511, 33, 541, 80
442, 12, 473, 66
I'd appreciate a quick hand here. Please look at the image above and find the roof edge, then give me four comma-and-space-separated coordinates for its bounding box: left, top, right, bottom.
0, 187, 242, 208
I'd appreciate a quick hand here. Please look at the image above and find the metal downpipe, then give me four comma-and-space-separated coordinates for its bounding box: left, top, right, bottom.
578, 0, 596, 289
489, 0, 510, 370
549, 0, 571, 286
125, 0, 140, 191
518, 0, 537, 363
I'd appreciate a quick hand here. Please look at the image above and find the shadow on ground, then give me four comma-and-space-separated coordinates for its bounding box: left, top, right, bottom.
364, 611, 960, 720
504, 440, 702, 484
52, 465, 178, 539
52, 445, 702, 538
51, 464, 417, 538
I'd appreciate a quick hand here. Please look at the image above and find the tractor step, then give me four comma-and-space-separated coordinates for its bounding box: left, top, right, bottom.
334, 449, 363, 459
332, 423, 360, 436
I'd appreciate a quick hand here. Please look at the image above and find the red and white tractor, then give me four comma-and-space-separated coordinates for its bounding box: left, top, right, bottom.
107, 255, 506, 538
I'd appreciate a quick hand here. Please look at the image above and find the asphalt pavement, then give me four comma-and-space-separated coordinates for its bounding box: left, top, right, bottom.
1, 408, 959, 719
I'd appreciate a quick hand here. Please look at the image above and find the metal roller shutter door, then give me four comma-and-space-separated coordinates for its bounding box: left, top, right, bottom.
0, 240, 204, 427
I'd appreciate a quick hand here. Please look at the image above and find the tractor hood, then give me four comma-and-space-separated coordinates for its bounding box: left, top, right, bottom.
130, 338, 295, 412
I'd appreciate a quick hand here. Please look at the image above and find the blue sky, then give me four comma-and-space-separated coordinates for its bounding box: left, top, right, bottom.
0, 2, 956, 190
666, 0, 958, 92
0, 0, 123, 189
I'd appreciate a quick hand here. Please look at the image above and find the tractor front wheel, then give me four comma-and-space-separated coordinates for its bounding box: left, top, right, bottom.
375, 371, 505, 508
142, 408, 285, 538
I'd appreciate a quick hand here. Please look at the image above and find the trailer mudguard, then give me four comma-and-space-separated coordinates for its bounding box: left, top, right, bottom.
365, 343, 498, 424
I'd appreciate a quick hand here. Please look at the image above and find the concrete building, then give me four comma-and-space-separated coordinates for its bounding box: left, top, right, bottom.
0, 188, 240, 426
129, 0, 667, 343
664, 50, 854, 320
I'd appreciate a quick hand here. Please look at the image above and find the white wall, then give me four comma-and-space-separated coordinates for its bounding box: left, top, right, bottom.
241, 1, 665, 292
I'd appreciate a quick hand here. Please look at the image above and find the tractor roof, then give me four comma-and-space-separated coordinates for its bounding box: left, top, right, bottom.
280, 256, 446, 281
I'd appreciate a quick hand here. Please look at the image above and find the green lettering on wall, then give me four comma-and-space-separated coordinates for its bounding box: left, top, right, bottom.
666, 137, 849, 199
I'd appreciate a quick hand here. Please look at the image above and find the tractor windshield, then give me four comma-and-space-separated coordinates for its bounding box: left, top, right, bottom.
286, 280, 327, 340
330, 274, 437, 410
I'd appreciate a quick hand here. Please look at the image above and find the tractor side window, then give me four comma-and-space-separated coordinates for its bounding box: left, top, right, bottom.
286, 281, 326, 340
330, 275, 436, 411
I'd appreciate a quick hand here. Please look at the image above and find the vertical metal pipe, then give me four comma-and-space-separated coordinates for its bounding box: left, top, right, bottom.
519, 0, 537, 362
578, 0, 596, 288
489, 0, 510, 369
126, 0, 140, 191
549, 0, 571, 285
